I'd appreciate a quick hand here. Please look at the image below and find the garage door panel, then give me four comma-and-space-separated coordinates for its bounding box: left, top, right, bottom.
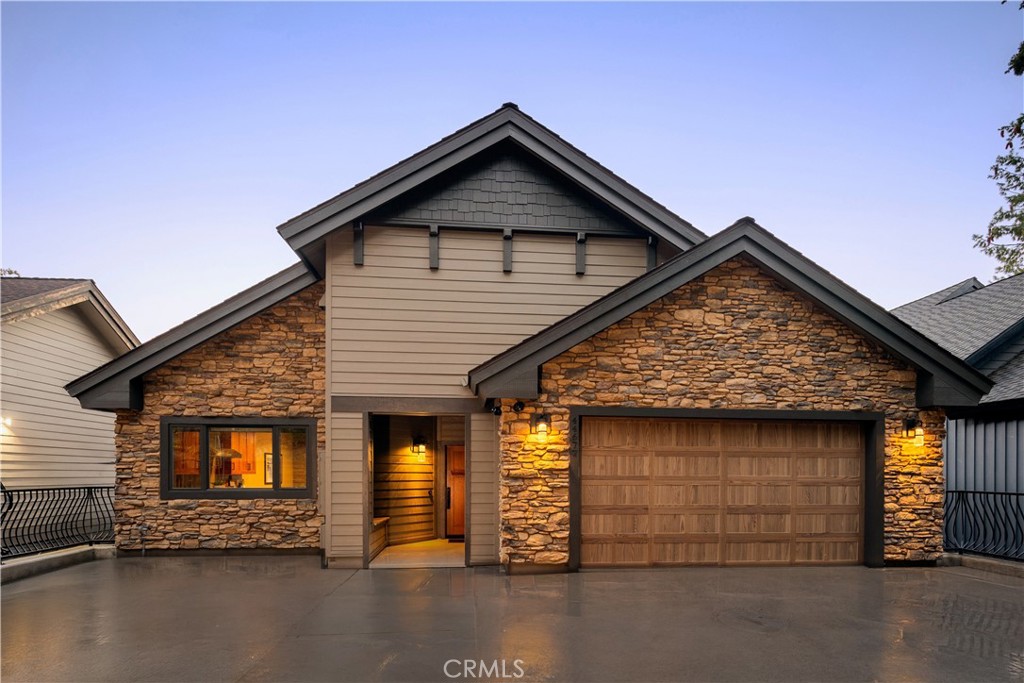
582, 540, 649, 566
723, 512, 792, 534
652, 512, 720, 534
829, 485, 861, 506
582, 451, 649, 477
653, 541, 719, 564
652, 483, 720, 506
726, 454, 791, 478
727, 483, 792, 506
652, 452, 720, 478
825, 423, 862, 449
582, 511, 649, 535
580, 417, 864, 568
673, 421, 720, 448
795, 539, 860, 564
583, 482, 647, 506
726, 541, 791, 564
792, 423, 824, 449
795, 454, 862, 479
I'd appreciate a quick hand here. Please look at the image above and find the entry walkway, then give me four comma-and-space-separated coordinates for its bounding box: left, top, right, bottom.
371, 539, 465, 569
2, 557, 1022, 682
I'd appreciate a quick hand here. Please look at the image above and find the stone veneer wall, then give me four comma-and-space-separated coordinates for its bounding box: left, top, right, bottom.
498, 258, 945, 568
113, 283, 325, 550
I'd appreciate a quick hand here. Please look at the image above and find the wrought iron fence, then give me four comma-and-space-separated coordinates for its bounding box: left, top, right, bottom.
944, 490, 1024, 561
1, 485, 115, 560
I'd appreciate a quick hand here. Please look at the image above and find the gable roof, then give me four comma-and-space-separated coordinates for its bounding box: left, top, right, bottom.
891, 272, 1024, 361
277, 103, 707, 274
892, 272, 1024, 406
66, 263, 317, 411
2, 277, 139, 352
469, 218, 992, 408
2, 277, 89, 305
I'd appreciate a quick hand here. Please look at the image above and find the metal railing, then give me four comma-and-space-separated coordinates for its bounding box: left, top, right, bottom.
944, 490, 1024, 561
1, 485, 115, 560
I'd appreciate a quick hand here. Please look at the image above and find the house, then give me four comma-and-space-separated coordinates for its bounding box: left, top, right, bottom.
66, 104, 991, 571
892, 274, 1024, 560
1, 277, 139, 558
2, 278, 139, 488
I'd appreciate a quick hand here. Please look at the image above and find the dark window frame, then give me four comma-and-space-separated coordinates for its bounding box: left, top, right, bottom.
159, 416, 317, 500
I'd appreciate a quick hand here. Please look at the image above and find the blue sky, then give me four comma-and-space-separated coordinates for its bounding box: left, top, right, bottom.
3, 2, 1021, 341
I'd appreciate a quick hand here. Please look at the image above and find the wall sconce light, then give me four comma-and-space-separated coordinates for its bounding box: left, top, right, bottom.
512, 401, 525, 413
411, 436, 427, 462
531, 414, 551, 440
903, 419, 925, 447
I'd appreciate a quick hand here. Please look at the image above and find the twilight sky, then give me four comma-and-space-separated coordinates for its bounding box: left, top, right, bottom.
3, 2, 1021, 342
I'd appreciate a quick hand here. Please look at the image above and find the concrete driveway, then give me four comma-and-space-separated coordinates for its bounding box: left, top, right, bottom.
2, 557, 1022, 683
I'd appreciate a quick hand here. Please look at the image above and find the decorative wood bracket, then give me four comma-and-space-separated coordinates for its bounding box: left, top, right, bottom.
576, 232, 587, 276
429, 225, 440, 270
503, 228, 513, 273
647, 235, 658, 271
353, 222, 365, 266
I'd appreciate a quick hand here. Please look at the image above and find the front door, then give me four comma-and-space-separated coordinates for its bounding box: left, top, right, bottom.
446, 445, 466, 538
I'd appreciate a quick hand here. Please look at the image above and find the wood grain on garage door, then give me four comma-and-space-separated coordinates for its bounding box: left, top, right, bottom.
580, 418, 863, 567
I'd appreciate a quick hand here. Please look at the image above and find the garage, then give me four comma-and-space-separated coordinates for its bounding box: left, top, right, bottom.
579, 417, 864, 567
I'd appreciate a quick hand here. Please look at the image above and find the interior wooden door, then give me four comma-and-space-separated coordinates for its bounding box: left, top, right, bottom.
446, 445, 466, 538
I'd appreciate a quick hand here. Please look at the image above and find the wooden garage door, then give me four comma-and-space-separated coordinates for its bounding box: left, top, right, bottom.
580, 418, 864, 567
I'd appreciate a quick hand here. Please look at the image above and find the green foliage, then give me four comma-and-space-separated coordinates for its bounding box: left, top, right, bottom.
974, 2, 1024, 276
0, 267, 20, 277
1007, 2, 1024, 76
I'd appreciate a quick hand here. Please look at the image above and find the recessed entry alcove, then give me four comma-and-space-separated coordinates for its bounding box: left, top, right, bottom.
369, 414, 467, 568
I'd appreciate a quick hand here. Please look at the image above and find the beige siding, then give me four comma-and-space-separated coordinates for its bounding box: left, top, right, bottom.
0, 306, 121, 487
327, 412, 364, 562
326, 225, 648, 563
469, 413, 499, 565
328, 226, 648, 397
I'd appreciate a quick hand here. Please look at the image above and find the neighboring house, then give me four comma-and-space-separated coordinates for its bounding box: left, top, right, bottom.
892, 274, 1024, 560
1, 278, 139, 487
67, 104, 991, 572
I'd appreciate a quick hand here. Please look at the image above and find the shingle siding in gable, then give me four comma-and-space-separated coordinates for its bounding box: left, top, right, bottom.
375, 152, 636, 233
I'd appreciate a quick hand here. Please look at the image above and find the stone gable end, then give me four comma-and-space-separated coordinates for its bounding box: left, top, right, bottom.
499, 257, 944, 567
114, 282, 326, 551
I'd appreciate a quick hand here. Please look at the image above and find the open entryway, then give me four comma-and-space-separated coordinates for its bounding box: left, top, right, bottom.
368, 414, 467, 568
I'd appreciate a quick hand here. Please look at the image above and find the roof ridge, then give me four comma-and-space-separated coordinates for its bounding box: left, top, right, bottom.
277, 105, 514, 230
891, 276, 979, 312
1, 276, 90, 281
937, 277, 985, 304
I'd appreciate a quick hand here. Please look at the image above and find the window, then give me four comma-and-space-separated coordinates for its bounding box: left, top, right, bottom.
160, 417, 316, 499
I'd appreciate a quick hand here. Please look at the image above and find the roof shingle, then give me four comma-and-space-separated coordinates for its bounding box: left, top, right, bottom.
1, 277, 89, 305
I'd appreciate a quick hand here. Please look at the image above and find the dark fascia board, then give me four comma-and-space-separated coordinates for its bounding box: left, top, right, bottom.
2, 280, 140, 353
945, 396, 1024, 421
66, 263, 317, 411
277, 104, 706, 262
470, 219, 992, 408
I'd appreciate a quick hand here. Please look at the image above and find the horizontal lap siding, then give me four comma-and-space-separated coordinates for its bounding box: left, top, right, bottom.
1, 307, 121, 487
470, 413, 499, 564
328, 412, 363, 559
328, 227, 648, 398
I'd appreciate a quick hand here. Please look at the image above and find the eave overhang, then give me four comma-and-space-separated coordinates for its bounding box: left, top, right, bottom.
2, 280, 139, 353
66, 263, 318, 411
469, 219, 993, 409
275, 104, 707, 275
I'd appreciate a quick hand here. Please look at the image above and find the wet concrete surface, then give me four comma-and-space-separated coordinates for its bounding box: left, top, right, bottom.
2, 557, 1022, 682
